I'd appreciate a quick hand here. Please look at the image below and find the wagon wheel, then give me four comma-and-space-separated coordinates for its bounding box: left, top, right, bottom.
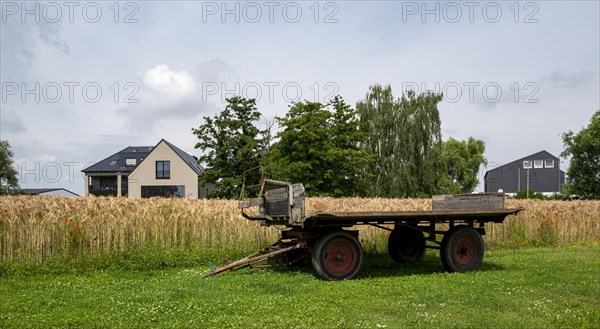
440, 226, 484, 272
388, 226, 426, 263
311, 231, 363, 280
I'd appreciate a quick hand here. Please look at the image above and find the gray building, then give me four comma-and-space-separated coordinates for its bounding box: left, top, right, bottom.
10, 188, 79, 197
484, 150, 565, 194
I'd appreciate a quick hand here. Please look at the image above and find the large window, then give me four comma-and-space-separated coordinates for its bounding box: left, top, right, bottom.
545, 159, 555, 168
156, 161, 170, 179
534, 160, 544, 168
141, 185, 185, 198
523, 160, 532, 169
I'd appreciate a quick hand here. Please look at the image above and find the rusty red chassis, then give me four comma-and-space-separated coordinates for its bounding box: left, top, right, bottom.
204, 173, 523, 280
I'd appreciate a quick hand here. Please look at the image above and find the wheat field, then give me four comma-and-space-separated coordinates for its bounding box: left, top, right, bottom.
0, 196, 599, 263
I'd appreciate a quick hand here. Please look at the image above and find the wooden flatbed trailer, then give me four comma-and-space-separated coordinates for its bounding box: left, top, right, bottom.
205, 176, 524, 280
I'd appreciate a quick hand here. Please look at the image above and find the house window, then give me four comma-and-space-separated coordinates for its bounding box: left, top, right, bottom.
534, 160, 543, 168
545, 159, 555, 168
141, 185, 184, 198
110, 159, 118, 166
523, 161, 532, 169
156, 161, 170, 179
126, 158, 136, 167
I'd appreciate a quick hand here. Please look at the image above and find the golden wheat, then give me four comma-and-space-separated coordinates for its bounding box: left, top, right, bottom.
1, 196, 599, 262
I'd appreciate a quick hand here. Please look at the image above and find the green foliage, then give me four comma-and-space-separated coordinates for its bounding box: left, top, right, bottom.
439, 137, 487, 194
269, 96, 373, 196
0, 140, 18, 194
357, 85, 444, 197
561, 110, 600, 199
192, 97, 265, 198
514, 188, 548, 200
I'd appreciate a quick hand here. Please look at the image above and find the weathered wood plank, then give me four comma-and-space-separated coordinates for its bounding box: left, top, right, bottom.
432, 193, 504, 210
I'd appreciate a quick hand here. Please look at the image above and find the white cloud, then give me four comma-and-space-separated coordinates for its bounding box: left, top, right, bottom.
117, 64, 218, 132
142, 65, 196, 99
1, 1, 598, 194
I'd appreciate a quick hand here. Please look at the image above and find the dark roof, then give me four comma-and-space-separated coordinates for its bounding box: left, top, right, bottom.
161, 139, 203, 175
484, 150, 564, 178
82, 146, 154, 173
12, 188, 79, 196
81, 140, 202, 175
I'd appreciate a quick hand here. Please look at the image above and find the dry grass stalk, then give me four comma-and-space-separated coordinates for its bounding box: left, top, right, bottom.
1, 196, 598, 262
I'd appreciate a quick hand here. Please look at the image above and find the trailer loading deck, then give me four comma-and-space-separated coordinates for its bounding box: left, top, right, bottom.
205, 177, 524, 280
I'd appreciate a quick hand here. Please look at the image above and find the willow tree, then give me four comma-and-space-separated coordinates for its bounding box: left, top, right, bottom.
357, 85, 444, 197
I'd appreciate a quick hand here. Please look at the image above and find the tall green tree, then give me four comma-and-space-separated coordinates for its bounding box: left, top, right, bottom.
192, 97, 264, 198
439, 137, 487, 194
0, 140, 19, 194
357, 85, 444, 197
561, 110, 600, 199
269, 96, 373, 196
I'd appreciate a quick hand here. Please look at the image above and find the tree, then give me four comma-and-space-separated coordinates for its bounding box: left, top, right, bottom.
269, 96, 373, 196
438, 137, 487, 194
0, 140, 19, 193
561, 110, 600, 199
192, 97, 264, 198
357, 85, 444, 197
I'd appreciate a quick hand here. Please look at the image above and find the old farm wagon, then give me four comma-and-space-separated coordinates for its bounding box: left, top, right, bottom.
205, 173, 524, 280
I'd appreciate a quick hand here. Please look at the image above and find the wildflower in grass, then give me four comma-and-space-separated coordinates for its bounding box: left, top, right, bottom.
2, 208, 7, 212
93, 237, 98, 241
69, 205, 75, 210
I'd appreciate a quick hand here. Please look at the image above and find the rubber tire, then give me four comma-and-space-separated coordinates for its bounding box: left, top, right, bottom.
440, 226, 484, 273
388, 227, 426, 263
311, 231, 363, 281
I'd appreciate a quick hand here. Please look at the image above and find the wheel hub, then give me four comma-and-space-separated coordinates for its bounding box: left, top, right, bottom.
454, 236, 476, 266
323, 239, 357, 276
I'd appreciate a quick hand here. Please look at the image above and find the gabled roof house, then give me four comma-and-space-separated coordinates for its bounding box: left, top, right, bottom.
484, 150, 565, 195
82, 139, 206, 199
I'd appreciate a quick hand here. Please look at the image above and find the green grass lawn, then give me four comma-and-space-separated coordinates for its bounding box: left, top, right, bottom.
1, 245, 599, 328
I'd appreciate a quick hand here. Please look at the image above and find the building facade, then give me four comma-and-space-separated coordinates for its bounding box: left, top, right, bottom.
128, 140, 202, 199
82, 139, 206, 199
484, 150, 565, 195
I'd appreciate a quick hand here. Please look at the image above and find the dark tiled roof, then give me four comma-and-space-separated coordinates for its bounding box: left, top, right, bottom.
82, 146, 154, 173
81, 141, 203, 175
161, 139, 204, 175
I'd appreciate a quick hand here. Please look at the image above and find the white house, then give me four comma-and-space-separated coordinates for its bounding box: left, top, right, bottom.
128, 139, 203, 198
82, 139, 209, 199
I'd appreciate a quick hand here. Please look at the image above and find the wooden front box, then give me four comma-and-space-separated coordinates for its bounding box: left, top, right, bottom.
432, 193, 504, 211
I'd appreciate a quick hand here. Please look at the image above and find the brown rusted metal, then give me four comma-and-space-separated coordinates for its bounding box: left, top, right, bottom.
301, 208, 524, 228
202, 241, 301, 278
230, 175, 525, 280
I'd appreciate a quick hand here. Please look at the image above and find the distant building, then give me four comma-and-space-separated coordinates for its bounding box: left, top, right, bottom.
82, 139, 213, 199
12, 188, 79, 197
484, 150, 565, 195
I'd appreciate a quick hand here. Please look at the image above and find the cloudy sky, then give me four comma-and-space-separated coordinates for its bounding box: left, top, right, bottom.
1, 1, 599, 195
